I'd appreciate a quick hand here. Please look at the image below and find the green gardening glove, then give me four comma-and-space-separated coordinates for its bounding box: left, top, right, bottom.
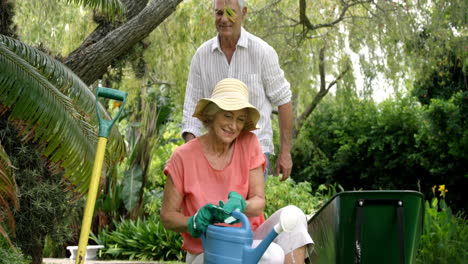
187, 203, 216, 238
223, 191, 247, 215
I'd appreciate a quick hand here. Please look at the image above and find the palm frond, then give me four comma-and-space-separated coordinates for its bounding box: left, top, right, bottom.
64, 0, 125, 16
0, 35, 125, 193
0, 143, 17, 246
0, 142, 17, 207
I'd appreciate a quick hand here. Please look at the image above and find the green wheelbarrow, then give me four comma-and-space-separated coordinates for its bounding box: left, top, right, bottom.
307, 190, 424, 264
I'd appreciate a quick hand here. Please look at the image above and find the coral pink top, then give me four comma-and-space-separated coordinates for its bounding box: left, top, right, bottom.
164, 131, 266, 254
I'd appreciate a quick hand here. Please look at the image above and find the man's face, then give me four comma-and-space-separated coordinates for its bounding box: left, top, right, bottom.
213, 0, 245, 40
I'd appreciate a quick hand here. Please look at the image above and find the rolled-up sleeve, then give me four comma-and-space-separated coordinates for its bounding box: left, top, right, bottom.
261, 46, 291, 107
164, 151, 184, 196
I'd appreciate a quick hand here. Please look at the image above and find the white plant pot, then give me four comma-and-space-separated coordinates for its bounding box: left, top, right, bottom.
66, 245, 104, 260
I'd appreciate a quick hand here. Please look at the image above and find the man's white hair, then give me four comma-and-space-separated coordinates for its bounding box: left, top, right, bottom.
213, 0, 245, 9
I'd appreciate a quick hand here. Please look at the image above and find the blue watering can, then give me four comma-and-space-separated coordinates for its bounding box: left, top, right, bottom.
201, 208, 298, 264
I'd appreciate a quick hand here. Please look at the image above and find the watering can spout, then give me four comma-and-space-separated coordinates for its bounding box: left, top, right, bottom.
244, 207, 299, 263
244, 228, 279, 264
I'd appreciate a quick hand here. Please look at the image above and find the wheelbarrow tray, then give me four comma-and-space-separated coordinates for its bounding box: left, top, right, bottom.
307, 190, 424, 264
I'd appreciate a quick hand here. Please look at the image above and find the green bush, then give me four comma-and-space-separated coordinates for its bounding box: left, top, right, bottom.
292, 94, 467, 212
415, 91, 468, 211
0, 247, 30, 264
91, 213, 183, 261
264, 176, 337, 218
415, 196, 468, 264
0, 119, 73, 264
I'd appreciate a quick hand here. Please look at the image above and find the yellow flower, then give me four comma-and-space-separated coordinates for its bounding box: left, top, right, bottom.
432, 185, 436, 196
438, 185, 448, 198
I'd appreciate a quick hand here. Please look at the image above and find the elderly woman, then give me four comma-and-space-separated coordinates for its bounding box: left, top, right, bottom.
160, 78, 313, 264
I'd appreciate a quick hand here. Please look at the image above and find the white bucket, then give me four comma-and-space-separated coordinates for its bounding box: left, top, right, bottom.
66, 245, 104, 260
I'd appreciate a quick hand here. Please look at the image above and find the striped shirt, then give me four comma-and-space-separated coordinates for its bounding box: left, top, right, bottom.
182, 27, 291, 154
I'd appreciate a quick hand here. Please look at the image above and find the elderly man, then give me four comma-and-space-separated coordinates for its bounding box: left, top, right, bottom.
182, 0, 294, 181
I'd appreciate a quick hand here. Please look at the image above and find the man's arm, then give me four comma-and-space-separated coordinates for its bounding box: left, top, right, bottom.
182, 53, 204, 142
258, 41, 293, 179
276, 101, 293, 181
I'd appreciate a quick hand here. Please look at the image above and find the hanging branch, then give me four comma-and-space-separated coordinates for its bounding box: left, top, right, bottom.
293, 47, 350, 139
299, 0, 373, 36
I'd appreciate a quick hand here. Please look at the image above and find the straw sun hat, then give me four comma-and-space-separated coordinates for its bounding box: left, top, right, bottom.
192, 78, 260, 131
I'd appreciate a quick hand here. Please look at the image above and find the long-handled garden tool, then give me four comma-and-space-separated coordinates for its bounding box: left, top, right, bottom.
75, 86, 127, 264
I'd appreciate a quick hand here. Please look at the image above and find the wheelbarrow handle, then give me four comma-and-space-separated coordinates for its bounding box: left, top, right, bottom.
95, 86, 127, 138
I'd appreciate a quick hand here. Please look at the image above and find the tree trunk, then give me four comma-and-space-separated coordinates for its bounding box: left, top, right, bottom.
0, 0, 17, 38
64, 0, 183, 85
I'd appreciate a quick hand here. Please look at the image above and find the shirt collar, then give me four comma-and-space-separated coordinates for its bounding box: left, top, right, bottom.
211, 27, 248, 52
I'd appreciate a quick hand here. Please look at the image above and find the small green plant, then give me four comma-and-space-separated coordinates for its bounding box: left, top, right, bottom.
415, 185, 468, 264
91, 213, 183, 261
0, 247, 30, 264
264, 177, 338, 218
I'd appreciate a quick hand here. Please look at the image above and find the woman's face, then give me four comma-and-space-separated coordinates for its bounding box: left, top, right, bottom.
211, 109, 248, 144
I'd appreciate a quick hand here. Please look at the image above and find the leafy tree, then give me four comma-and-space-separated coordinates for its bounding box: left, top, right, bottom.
407, 0, 467, 210
412, 52, 466, 105
415, 91, 467, 211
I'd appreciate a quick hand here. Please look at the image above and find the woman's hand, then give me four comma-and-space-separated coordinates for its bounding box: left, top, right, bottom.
222, 191, 247, 214
187, 203, 217, 238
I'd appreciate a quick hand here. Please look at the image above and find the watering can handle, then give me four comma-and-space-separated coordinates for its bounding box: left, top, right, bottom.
231, 210, 251, 232
95, 86, 128, 138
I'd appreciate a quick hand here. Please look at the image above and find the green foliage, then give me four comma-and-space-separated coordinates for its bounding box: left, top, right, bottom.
65, 0, 125, 17
0, 119, 74, 264
412, 51, 466, 105
13, 0, 96, 56
293, 91, 467, 212
264, 176, 341, 219
121, 165, 143, 212
293, 95, 425, 189
91, 214, 184, 261
415, 91, 468, 211
94, 84, 176, 221
0, 247, 30, 264
415, 197, 468, 264
146, 124, 182, 190
0, 34, 125, 193
144, 0, 213, 108
42, 235, 66, 258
